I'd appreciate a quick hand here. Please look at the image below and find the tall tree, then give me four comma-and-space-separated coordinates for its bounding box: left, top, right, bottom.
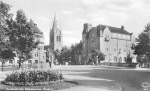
6, 10, 38, 68
0, 1, 15, 71
0, 1, 12, 27
0, 49, 15, 71
132, 24, 150, 67
132, 32, 150, 56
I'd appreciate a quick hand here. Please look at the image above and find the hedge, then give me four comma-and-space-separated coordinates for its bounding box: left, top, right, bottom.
2, 69, 64, 86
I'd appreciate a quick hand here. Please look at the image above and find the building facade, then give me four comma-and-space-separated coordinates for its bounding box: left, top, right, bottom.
82, 23, 135, 64
29, 20, 46, 65
49, 14, 62, 51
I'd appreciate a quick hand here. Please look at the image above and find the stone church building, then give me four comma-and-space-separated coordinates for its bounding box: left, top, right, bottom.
49, 14, 62, 51
82, 23, 135, 64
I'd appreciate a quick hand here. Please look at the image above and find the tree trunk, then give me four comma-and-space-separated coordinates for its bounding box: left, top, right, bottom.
2, 61, 3, 71
19, 58, 21, 68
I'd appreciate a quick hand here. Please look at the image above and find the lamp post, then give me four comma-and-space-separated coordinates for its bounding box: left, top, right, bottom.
62, 58, 64, 65
51, 55, 54, 67
96, 55, 98, 65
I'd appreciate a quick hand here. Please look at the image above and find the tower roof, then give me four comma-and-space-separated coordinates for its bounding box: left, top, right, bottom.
52, 13, 59, 30
97, 24, 131, 35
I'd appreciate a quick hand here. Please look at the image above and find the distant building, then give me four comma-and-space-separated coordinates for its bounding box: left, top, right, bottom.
82, 23, 135, 64
49, 14, 62, 51
0, 20, 46, 66
29, 20, 46, 64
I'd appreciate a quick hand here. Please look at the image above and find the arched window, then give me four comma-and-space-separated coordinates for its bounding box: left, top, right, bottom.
59, 36, 61, 42
56, 36, 59, 41
114, 56, 117, 62
119, 57, 122, 63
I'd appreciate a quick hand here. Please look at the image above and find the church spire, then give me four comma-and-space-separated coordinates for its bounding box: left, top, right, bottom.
52, 13, 58, 30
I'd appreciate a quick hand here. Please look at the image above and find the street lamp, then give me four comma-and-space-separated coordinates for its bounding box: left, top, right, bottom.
96, 55, 98, 65
62, 58, 64, 65
51, 55, 54, 67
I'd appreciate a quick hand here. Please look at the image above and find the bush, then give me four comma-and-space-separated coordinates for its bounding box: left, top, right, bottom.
3, 69, 63, 86
125, 53, 133, 63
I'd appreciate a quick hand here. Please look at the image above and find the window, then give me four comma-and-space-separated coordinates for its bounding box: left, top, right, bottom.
114, 56, 117, 62
9, 60, 13, 64
46, 59, 49, 63
119, 57, 122, 63
35, 60, 38, 63
106, 48, 109, 51
124, 49, 126, 52
57, 36, 59, 41
28, 60, 32, 63
59, 36, 61, 42
114, 48, 116, 52
17, 60, 19, 63
124, 57, 127, 62
119, 49, 121, 54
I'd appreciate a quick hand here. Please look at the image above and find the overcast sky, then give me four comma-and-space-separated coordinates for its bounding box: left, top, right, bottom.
3, 0, 150, 46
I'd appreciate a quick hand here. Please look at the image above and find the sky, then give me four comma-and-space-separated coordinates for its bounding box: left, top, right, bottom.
2, 0, 150, 47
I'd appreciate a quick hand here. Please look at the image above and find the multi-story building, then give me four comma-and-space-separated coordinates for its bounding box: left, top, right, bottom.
29, 20, 46, 65
82, 23, 135, 64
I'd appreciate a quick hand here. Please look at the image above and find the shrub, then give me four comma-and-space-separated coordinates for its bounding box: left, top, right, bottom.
125, 53, 133, 63
3, 69, 63, 86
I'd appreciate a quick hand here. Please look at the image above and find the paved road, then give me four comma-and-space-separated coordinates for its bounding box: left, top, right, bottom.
55, 65, 150, 91
1, 65, 150, 91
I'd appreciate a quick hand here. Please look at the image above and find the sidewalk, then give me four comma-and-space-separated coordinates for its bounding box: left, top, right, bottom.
100, 65, 150, 71
57, 86, 119, 91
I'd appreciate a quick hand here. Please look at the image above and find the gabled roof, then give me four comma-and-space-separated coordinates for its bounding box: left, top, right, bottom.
32, 24, 43, 34
29, 19, 43, 34
97, 24, 131, 35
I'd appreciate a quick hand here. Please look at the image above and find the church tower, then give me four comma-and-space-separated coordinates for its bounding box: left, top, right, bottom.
49, 14, 62, 51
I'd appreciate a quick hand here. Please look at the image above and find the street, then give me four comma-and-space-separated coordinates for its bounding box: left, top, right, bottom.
1, 65, 150, 91
56, 65, 150, 91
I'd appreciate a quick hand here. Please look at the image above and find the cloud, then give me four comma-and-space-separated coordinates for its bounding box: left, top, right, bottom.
63, 30, 75, 35
63, 37, 80, 46
61, 10, 74, 15
81, 0, 103, 6
34, 16, 50, 22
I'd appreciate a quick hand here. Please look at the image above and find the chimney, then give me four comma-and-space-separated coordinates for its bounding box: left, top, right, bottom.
121, 26, 124, 30
34, 23, 37, 26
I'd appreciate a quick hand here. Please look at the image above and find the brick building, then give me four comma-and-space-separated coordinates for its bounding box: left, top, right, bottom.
82, 23, 135, 64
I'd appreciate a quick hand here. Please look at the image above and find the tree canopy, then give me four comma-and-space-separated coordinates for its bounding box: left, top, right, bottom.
6, 10, 39, 67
